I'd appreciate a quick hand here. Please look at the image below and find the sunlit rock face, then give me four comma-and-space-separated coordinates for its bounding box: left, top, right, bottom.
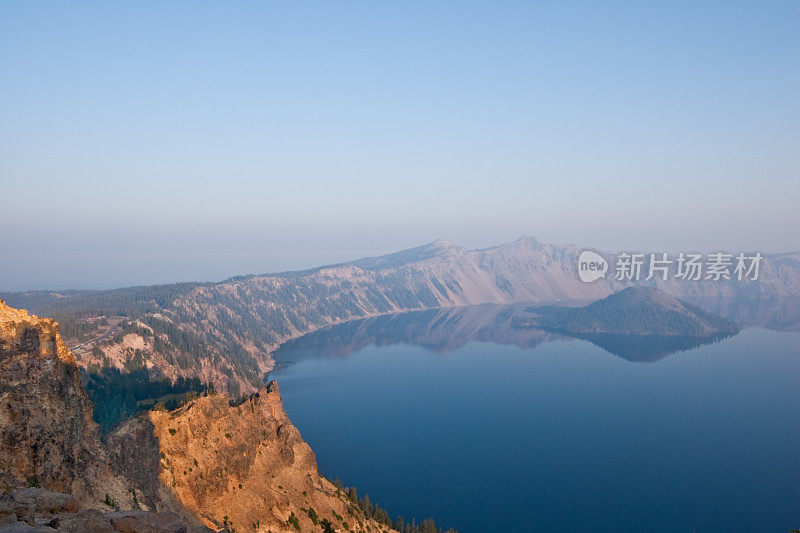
109, 381, 393, 533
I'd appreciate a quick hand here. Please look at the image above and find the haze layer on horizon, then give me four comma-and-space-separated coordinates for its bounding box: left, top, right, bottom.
2, 2, 798, 291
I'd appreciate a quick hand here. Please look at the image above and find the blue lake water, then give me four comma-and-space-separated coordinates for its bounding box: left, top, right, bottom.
270, 307, 800, 532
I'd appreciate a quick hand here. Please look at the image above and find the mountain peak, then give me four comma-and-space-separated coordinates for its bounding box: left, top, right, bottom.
606, 286, 681, 308
350, 239, 462, 270
490, 235, 543, 249
430, 238, 456, 248
514, 234, 541, 244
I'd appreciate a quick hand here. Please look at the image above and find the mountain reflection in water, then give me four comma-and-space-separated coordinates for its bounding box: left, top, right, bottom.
271, 304, 738, 370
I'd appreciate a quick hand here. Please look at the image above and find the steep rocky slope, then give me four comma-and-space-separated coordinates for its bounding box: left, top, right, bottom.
109, 382, 393, 533
4, 236, 798, 393
1, 299, 397, 532
0, 300, 131, 506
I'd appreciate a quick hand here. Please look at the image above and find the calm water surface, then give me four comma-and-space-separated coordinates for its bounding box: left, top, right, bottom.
270, 308, 800, 532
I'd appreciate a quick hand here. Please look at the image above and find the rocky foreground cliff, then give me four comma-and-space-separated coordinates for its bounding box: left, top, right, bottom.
108, 381, 394, 532
0, 300, 395, 532
0, 301, 131, 505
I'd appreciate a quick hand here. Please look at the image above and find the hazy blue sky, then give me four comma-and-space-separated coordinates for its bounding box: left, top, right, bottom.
2, 2, 798, 290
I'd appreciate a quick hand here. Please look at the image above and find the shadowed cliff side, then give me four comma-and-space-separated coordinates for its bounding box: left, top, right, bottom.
0, 299, 132, 506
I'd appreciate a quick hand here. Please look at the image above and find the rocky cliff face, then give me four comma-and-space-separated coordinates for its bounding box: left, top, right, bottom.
0, 300, 214, 530
0, 487, 213, 532
1, 299, 390, 532
0, 300, 131, 506
109, 382, 391, 533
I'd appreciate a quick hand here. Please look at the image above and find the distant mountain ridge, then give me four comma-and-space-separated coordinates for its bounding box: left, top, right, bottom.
3, 236, 798, 394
